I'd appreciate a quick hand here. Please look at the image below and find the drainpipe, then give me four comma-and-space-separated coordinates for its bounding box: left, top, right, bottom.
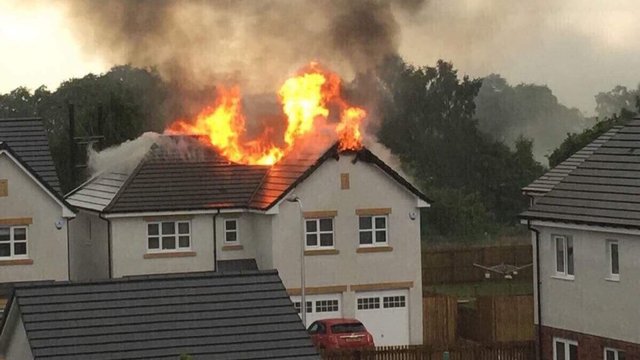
213, 209, 220, 272
66, 217, 74, 281
99, 213, 113, 279
528, 220, 542, 360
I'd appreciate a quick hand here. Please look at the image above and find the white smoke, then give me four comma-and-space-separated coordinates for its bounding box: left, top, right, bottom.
87, 132, 161, 175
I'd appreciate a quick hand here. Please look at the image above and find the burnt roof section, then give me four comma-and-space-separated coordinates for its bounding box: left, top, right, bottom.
4, 270, 319, 360
250, 143, 430, 208
0, 117, 61, 192
69, 135, 429, 213
522, 126, 622, 196
521, 118, 640, 228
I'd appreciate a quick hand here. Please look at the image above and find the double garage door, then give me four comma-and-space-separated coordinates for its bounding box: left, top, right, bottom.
355, 289, 409, 346
292, 289, 409, 346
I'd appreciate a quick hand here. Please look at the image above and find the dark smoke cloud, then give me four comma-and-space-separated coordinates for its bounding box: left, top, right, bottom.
61, 0, 427, 93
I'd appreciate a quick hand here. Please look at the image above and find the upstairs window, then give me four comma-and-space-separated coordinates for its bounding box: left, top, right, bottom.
305, 218, 334, 249
0, 226, 27, 258
554, 235, 574, 278
224, 219, 239, 244
359, 215, 387, 246
607, 240, 619, 280
147, 221, 190, 252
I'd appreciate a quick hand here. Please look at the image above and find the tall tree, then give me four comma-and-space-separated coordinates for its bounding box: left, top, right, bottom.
475, 74, 587, 161
363, 57, 545, 240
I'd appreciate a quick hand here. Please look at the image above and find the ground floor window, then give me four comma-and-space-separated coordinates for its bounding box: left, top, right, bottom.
554, 338, 577, 360
605, 348, 625, 360
147, 220, 191, 252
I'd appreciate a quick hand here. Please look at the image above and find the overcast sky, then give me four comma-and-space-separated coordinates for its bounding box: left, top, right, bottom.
1, 0, 639, 115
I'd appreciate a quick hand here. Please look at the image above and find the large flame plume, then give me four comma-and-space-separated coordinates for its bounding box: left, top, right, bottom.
166, 63, 366, 165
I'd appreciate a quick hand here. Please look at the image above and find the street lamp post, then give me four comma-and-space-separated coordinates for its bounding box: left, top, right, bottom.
287, 195, 306, 327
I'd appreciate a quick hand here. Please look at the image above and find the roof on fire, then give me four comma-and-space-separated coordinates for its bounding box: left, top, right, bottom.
65, 135, 430, 214
0, 270, 319, 360
0, 117, 62, 193
521, 118, 640, 229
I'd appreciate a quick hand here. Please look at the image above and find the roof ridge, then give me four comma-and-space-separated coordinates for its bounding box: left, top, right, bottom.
11, 269, 280, 291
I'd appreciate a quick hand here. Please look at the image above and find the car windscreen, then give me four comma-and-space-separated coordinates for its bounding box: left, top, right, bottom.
331, 323, 366, 333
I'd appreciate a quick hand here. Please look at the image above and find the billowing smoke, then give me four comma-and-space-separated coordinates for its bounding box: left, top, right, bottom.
87, 132, 161, 174
61, 0, 427, 95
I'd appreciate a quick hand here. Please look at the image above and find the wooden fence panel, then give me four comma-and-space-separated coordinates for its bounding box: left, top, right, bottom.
422, 245, 533, 285
423, 295, 457, 346
458, 295, 534, 343
494, 295, 534, 342
321, 342, 535, 360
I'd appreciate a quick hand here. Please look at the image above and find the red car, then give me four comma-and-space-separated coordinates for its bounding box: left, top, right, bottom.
307, 318, 375, 350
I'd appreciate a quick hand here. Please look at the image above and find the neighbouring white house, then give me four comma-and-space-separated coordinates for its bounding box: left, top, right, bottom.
65, 135, 430, 346
0, 118, 75, 311
521, 118, 640, 360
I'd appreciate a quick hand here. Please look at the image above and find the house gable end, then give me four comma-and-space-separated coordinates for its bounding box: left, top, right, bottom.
0, 147, 74, 218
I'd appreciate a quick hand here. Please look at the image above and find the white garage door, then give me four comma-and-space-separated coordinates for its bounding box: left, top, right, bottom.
355, 289, 409, 346
291, 293, 342, 327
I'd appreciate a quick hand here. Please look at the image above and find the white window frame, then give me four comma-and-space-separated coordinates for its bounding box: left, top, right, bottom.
604, 347, 624, 360
146, 220, 191, 253
553, 337, 577, 360
358, 215, 388, 247
223, 219, 239, 244
554, 235, 574, 279
304, 217, 335, 249
0, 226, 28, 259
607, 240, 620, 281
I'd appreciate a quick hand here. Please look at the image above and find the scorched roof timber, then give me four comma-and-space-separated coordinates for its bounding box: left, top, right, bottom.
3, 270, 319, 360
521, 118, 640, 229
0, 117, 61, 193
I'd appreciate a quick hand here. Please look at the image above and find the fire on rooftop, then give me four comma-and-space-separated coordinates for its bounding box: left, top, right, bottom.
165, 62, 366, 165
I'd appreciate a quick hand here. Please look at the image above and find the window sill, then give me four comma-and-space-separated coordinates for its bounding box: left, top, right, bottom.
357, 246, 393, 253
222, 244, 244, 251
551, 275, 575, 281
0, 258, 33, 266
143, 251, 196, 259
304, 249, 339, 256
605, 276, 620, 282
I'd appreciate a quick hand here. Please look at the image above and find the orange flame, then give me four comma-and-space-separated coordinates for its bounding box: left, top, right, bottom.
166, 63, 366, 165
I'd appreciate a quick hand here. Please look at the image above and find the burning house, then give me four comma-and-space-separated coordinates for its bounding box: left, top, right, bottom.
63, 65, 431, 346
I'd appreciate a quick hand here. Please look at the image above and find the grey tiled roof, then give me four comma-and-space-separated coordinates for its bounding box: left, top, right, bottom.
8, 270, 319, 360
521, 119, 640, 228
105, 136, 269, 213
0, 117, 61, 192
522, 126, 622, 195
66, 135, 430, 214
66, 171, 131, 211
